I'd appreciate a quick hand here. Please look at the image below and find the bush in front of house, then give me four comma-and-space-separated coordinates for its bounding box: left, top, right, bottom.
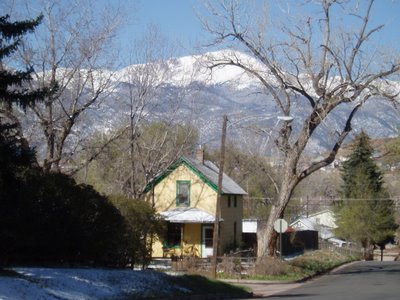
0, 169, 128, 267
110, 195, 165, 269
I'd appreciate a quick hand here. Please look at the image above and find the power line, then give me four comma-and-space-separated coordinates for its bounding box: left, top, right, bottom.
245, 196, 399, 201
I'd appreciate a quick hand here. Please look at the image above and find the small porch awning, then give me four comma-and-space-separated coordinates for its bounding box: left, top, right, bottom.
160, 207, 222, 224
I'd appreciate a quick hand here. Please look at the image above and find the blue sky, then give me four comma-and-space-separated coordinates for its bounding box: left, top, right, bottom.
120, 0, 400, 59
129, 0, 203, 41
4, 0, 400, 64
118, 0, 205, 57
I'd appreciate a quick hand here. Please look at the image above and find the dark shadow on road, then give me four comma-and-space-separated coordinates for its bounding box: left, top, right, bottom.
265, 294, 315, 298
334, 263, 400, 276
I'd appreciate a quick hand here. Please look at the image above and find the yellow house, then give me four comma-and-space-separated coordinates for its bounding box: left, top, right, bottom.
143, 150, 247, 258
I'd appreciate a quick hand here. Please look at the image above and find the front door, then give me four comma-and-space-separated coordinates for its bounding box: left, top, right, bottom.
201, 225, 213, 258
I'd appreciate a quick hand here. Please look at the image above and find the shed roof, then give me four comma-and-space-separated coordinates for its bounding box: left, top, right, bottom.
290, 218, 317, 230
290, 218, 334, 239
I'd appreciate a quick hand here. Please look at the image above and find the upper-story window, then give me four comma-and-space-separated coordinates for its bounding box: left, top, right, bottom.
176, 181, 190, 206
228, 195, 237, 208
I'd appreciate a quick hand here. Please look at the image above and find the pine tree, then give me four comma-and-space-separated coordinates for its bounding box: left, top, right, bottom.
335, 132, 398, 257
341, 133, 383, 198
0, 14, 44, 107
0, 14, 44, 266
0, 14, 45, 153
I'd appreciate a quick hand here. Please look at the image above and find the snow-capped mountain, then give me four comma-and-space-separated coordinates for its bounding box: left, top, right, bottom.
22, 50, 400, 157
111, 50, 399, 150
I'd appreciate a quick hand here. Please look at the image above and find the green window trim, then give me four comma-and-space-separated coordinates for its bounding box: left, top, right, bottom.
164, 223, 183, 248
176, 180, 191, 207
143, 158, 232, 195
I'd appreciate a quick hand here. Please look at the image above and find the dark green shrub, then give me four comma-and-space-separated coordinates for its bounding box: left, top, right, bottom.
110, 195, 165, 269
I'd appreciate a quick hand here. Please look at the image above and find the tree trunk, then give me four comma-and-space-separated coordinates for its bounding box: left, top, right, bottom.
257, 204, 284, 257
257, 169, 297, 258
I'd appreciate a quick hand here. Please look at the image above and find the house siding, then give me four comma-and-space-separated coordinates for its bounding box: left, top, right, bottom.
145, 165, 217, 214
220, 195, 243, 252
183, 223, 201, 256
308, 210, 337, 228
145, 163, 244, 257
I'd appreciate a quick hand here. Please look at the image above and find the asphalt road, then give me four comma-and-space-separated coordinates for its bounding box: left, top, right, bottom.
248, 261, 400, 300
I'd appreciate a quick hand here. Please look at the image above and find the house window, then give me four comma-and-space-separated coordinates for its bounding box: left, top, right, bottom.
167, 223, 182, 247
228, 195, 231, 208
176, 181, 190, 206
234, 196, 237, 208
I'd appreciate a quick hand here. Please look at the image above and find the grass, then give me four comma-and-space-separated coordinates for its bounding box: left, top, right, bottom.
289, 250, 360, 277
167, 274, 252, 297
135, 250, 360, 298
216, 249, 361, 282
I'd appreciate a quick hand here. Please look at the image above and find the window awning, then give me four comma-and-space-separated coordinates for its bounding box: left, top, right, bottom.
160, 207, 223, 224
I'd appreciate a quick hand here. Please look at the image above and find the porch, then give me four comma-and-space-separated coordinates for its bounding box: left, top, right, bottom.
155, 207, 220, 258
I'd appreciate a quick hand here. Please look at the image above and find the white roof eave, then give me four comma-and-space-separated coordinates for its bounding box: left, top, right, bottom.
160, 208, 223, 224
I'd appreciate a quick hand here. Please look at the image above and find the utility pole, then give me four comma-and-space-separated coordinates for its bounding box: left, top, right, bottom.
211, 115, 228, 279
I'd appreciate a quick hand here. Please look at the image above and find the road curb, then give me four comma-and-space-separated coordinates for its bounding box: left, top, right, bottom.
328, 261, 359, 275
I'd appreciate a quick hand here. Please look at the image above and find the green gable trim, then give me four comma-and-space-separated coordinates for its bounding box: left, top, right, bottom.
143, 157, 220, 194
181, 160, 219, 193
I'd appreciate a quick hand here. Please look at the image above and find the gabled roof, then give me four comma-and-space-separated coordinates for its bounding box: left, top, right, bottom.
308, 209, 334, 218
290, 218, 317, 230
290, 218, 334, 239
144, 156, 247, 195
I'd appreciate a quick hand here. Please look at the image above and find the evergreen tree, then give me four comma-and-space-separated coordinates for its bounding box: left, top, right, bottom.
0, 14, 45, 159
335, 132, 398, 257
0, 14, 44, 108
0, 14, 43, 265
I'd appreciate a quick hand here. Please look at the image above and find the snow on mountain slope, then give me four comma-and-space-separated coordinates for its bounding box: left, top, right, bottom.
21, 49, 400, 158
115, 50, 264, 89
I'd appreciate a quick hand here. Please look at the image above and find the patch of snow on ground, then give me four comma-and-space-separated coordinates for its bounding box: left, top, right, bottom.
0, 268, 190, 300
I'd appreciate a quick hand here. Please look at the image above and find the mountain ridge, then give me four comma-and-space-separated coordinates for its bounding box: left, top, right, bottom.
21, 50, 400, 158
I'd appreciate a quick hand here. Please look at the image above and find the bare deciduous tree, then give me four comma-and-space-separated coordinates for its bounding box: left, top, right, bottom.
120, 26, 180, 199
17, 0, 125, 172
79, 27, 199, 200
200, 0, 400, 257
79, 121, 198, 200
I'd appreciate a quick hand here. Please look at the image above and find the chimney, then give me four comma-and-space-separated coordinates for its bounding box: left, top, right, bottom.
196, 146, 204, 164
